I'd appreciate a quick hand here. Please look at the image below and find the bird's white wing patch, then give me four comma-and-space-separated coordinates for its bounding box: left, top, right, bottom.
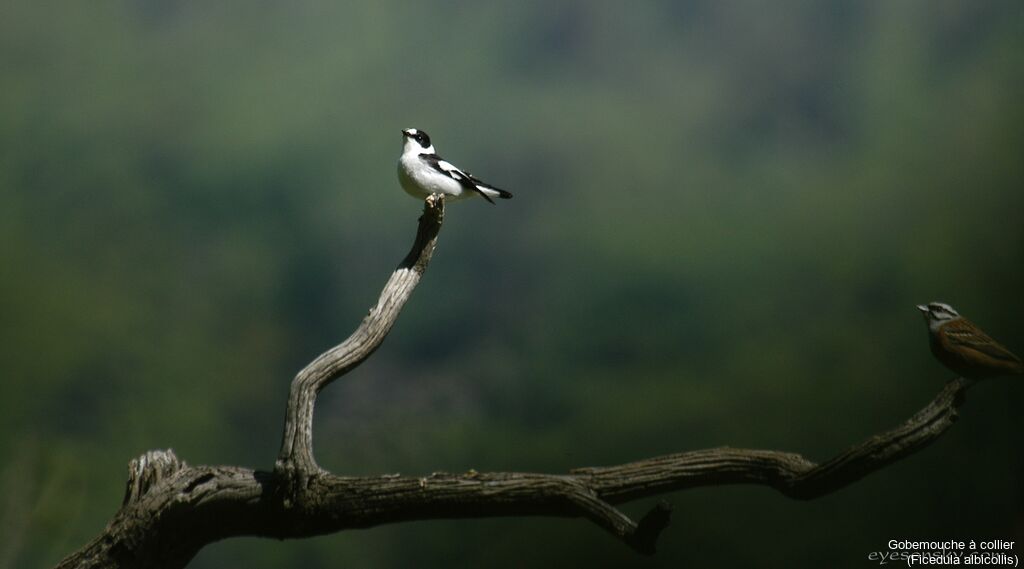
437, 160, 469, 181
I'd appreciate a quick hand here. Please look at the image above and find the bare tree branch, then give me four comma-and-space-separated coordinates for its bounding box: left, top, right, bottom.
56, 196, 980, 569
277, 194, 445, 474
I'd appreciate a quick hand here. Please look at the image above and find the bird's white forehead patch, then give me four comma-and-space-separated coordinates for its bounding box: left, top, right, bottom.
925, 302, 961, 325
404, 128, 418, 135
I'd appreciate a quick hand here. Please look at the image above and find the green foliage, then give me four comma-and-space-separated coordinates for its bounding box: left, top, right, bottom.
2, 1, 1022, 567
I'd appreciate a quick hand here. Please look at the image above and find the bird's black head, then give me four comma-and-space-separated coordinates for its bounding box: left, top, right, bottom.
402, 128, 431, 149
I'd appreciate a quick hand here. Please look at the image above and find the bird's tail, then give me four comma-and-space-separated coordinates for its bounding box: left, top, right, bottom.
479, 186, 513, 200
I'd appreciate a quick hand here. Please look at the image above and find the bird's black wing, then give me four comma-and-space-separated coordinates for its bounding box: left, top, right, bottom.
420, 153, 495, 204
465, 171, 513, 200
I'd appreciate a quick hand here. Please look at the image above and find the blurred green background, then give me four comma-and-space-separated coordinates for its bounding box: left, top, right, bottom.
2, 1, 1023, 567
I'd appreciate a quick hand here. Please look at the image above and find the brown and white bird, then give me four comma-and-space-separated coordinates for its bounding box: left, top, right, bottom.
917, 302, 1023, 379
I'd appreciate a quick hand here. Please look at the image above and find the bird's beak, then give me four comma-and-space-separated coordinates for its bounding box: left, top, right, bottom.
400, 129, 410, 137
916, 304, 929, 314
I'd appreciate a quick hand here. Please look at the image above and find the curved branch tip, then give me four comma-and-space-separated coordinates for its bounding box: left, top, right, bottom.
123, 449, 183, 505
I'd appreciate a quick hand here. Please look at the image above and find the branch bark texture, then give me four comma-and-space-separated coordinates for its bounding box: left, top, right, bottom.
276, 194, 445, 475
57, 196, 978, 569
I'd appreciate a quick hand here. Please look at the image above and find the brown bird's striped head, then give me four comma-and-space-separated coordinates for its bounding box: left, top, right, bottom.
917, 302, 961, 332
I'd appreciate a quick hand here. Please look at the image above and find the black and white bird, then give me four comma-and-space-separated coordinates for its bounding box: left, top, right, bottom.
397, 128, 513, 204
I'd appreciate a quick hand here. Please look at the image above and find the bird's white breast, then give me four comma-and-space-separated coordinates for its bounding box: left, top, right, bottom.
397, 157, 428, 199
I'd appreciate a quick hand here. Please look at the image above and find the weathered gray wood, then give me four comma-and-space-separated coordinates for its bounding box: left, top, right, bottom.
276, 194, 445, 476
56, 196, 979, 568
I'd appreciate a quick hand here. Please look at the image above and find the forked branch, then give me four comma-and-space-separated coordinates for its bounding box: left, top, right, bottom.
57, 196, 980, 569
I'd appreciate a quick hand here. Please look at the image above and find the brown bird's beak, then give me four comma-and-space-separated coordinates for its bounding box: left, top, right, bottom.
916, 304, 930, 316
